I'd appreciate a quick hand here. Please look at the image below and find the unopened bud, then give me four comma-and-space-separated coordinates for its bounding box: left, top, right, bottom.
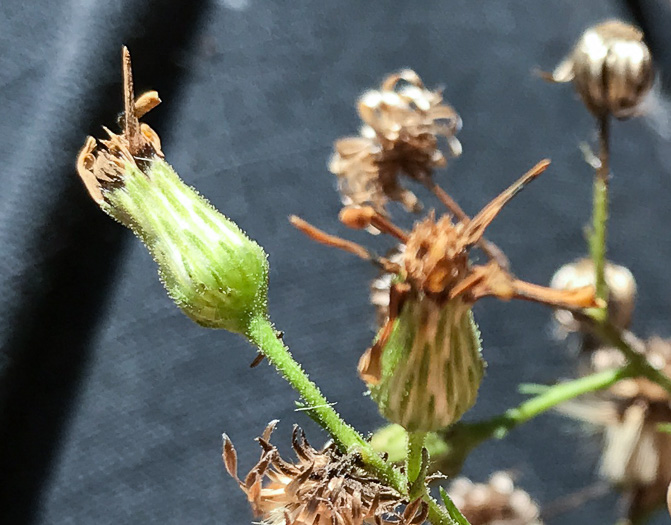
550, 258, 636, 334
547, 20, 654, 119
77, 48, 269, 334
364, 294, 484, 432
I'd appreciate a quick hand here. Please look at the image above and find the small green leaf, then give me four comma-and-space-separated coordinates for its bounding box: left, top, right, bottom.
439, 487, 471, 525
517, 383, 550, 395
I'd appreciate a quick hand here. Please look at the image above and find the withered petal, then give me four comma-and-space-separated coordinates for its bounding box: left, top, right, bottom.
222, 434, 239, 481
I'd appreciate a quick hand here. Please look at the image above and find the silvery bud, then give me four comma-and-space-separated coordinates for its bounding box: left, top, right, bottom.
547, 20, 654, 119
550, 258, 636, 335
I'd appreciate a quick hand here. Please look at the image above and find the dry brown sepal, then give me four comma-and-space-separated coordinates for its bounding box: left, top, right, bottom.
330, 70, 461, 217
446, 472, 542, 525
561, 338, 671, 521
76, 47, 163, 205
223, 422, 427, 525
543, 20, 654, 119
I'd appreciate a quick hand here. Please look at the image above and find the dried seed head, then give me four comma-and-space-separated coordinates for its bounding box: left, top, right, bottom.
330, 70, 461, 217
446, 472, 542, 525
562, 338, 671, 521
547, 20, 654, 119
223, 423, 426, 525
77, 48, 269, 334
296, 160, 599, 431
550, 258, 636, 335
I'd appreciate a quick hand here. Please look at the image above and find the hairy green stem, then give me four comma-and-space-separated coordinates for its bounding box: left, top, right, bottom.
590, 115, 610, 311
586, 315, 671, 395
245, 315, 404, 490
433, 365, 634, 473
246, 315, 467, 524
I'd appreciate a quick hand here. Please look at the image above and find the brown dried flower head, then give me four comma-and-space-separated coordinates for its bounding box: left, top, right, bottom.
545, 20, 654, 119
293, 159, 599, 388
550, 258, 637, 336
446, 472, 542, 525
223, 422, 427, 525
330, 70, 461, 217
562, 338, 671, 521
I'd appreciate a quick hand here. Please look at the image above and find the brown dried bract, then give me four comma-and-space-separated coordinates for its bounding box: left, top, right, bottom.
330, 70, 461, 217
223, 422, 426, 525
76, 47, 163, 204
304, 159, 598, 310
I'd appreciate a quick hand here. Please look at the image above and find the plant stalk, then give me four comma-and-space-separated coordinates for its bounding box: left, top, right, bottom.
590, 115, 610, 316
586, 315, 671, 395
434, 365, 634, 472
245, 315, 404, 490
245, 315, 470, 524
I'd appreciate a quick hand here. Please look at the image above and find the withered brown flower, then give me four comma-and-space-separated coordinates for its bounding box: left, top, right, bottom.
293, 159, 599, 385
330, 70, 461, 217
223, 422, 427, 525
446, 472, 542, 525
561, 337, 671, 521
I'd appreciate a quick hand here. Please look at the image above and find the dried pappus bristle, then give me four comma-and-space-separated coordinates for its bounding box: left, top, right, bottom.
546, 20, 654, 119
223, 423, 426, 525
446, 472, 543, 525
330, 70, 462, 217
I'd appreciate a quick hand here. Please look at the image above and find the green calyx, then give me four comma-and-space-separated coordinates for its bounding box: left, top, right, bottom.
103, 157, 269, 334
370, 296, 484, 432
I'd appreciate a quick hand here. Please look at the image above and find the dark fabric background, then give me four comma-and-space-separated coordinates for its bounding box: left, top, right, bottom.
2, 1, 671, 524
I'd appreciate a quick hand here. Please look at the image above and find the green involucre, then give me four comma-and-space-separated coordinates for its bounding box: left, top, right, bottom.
371, 296, 484, 432
103, 158, 269, 334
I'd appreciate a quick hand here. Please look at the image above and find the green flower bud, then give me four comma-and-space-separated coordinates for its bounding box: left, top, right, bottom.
368, 294, 484, 432
77, 48, 268, 334
112, 158, 268, 333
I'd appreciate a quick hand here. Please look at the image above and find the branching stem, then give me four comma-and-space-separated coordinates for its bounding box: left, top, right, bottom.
245, 315, 468, 524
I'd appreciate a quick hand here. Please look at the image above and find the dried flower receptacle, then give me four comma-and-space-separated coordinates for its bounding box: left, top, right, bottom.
77, 48, 269, 334
223, 422, 427, 525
